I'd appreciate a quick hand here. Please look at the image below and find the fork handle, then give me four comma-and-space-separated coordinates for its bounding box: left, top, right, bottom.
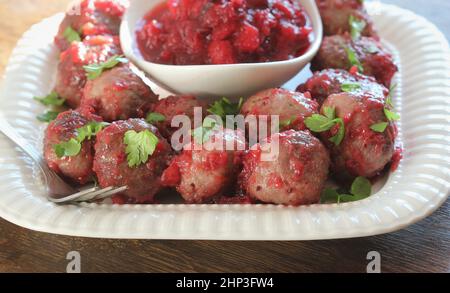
0, 113, 80, 198
0, 113, 48, 170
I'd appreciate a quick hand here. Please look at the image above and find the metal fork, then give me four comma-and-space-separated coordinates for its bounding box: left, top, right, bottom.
0, 115, 127, 204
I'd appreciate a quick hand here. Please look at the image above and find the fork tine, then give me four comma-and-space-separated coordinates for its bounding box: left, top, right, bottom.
48, 186, 99, 204
49, 186, 128, 204
74, 186, 115, 202
90, 186, 128, 202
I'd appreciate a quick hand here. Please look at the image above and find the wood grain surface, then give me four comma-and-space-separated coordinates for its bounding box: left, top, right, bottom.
0, 0, 449, 273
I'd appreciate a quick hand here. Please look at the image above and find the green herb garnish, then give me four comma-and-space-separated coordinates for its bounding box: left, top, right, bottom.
370, 122, 389, 133
77, 122, 106, 141
83, 55, 128, 80
321, 176, 372, 204
349, 15, 366, 40
208, 97, 244, 123
37, 111, 59, 123
384, 108, 400, 121
192, 117, 219, 144
344, 46, 364, 73
350, 176, 372, 199
34, 92, 65, 106
383, 83, 400, 122
279, 116, 297, 129
341, 83, 361, 92
63, 26, 81, 43
146, 112, 166, 124
369, 84, 399, 133
124, 129, 159, 168
54, 121, 108, 158
55, 138, 82, 158
305, 107, 345, 146
386, 83, 397, 108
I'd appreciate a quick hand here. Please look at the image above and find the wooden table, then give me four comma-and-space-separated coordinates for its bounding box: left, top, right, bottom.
0, 0, 449, 273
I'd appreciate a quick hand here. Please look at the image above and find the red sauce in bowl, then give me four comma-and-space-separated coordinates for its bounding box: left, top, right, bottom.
136, 0, 313, 65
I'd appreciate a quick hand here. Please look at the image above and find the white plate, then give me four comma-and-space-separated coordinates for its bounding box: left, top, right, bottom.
0, 3, 449, 240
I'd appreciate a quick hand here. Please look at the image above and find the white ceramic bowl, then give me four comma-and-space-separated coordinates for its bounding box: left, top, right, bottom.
120, 0, 323, 99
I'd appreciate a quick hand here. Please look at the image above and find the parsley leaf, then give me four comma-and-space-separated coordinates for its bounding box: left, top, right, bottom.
341, 83, 361, 92
324, 107, 335, 120
192, 117, 219, 144
339, 193, 367, 203
83, 55, 128, 80
37, 111, 59, 123
124, 130, 159, 168
63, 26, 81, 43
146, 112, 166, 124
329, 119, 345, 146
54, 122, 108, 158
305, 107, 345, 146
386, 83, 397, 108
77, 122, 108, 141
279, 116, 297, 129
321, 176, 372, 203
350, 176, 372, 198
320, 188, 339, 204
370, 122, 389, 133
383, 83, 400, 122
349, 15, 366, 40
370, 84, 399, 133
34, 92, 65, 123
34, 92, 65, 106
208, 97, 244, 123
344, 46, 364, 73
54, 138, 81, 158
305, 115, 334, 132
384, 108, 400, 121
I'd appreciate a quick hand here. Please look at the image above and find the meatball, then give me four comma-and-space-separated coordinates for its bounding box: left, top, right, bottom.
161, 128, 246, 203
311, 35, 398, 87
321, 91, 396, 179
93, 119, 171, 203
240, 88, 319, 137
297, 69, 389, 105
44, 109, 101, 185
152, 95, 208, 140
81, 63, 158, 122
55, 35, 122, 108
55, 0, 128, 51
239, 130, 330, 206
316, 0, 378, 38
